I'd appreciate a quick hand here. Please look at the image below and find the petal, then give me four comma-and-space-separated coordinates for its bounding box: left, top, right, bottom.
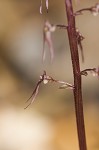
40, 0, 42, 14
46, 0, 49, 12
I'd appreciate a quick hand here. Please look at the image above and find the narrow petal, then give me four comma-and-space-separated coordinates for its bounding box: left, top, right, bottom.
25, 80, 42, 109
78, 41, 84, 62
42, 34, 46, 62
46, 0, 49, 12
46, 31, 54, 62
43, 21, 56, 62
40, 0, 42, 14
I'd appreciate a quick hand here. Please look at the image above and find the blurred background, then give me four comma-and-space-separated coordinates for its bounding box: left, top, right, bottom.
0, 0, 99, 150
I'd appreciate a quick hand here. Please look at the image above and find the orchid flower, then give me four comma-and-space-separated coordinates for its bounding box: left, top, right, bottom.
75, 3, 99, 16
81, 67, 99, 78
25, 71, 74, 109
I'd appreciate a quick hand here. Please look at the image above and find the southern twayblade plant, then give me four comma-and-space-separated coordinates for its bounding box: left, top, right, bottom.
26, 1, 99, 150
25, 70, 74, 109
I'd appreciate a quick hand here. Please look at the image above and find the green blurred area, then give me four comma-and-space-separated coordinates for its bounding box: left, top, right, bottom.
0, 0, 99, 150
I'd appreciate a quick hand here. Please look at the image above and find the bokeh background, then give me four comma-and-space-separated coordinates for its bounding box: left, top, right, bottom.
0, 0, 99, 150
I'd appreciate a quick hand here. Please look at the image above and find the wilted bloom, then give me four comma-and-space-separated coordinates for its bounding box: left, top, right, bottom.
43, 20, 56, 62
40, 0, 49, 14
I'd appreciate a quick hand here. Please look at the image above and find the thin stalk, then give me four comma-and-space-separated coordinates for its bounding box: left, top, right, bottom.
65, 0, 87, 150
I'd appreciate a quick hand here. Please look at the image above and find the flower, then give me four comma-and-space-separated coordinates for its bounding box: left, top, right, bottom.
81, 67, 99, 78
91, 3, 99, 16
25, 71, 73, 109
75, 3, 99, 16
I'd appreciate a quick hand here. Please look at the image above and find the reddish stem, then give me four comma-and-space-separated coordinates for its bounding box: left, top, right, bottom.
65, 0, 87, 150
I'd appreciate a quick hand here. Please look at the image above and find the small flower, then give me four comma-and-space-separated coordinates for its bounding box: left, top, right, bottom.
75, 3, 99, 16
91, 67, 99, 77
81, 67, 99, 78
91, 3, 99, 16
59, 84, 74, 90
25, 71, 74, 109
43, 20, 56, 62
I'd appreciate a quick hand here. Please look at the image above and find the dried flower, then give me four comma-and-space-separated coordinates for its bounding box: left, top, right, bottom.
43, 20, 56, 62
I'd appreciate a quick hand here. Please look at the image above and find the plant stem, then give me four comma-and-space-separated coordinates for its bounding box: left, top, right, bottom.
65, 0, 87, 150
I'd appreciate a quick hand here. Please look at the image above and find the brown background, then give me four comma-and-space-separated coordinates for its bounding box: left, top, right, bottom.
0, 0, 99, 150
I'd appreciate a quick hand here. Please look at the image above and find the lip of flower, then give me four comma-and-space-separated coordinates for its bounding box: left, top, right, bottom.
43, 79, 49, 84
